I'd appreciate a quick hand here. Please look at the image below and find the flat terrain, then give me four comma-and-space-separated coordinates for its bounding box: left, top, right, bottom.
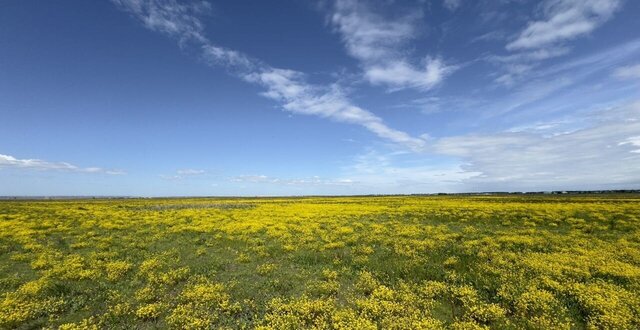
1, 195, 639, 329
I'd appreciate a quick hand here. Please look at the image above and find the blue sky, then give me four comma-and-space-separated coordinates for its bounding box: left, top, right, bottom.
1, 0, 639, 196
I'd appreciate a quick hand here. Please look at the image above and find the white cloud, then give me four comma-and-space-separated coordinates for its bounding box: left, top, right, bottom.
487, 0, 623, 85
113, 0, 209, 43
231, 174, 356, 186
482, 40, 640, 116
0, 154, 125, 175
618, 136, 640, 153
114, 0, 255, 71
105, 170, 127, 175
613, 64, 640, 80
433, 102, 640, 190
231, 175, 270, 183
329, 0, 456, 90
365, 57, 457, 91
160, 169, 206, 180
330, 0, 416, 62
336, 149, 480, 193
225, 150, 479, 194
443, 0, 461, 11
232, 100, 640, 193
245, 68, 426, 151
507, 0, 621, 51
472, 30, 507, 43
490, 47, 573, 85
177, 169, 205, 175
113, 0, 425, 151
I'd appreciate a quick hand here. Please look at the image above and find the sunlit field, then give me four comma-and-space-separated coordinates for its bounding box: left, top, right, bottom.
1, 195, 639, 329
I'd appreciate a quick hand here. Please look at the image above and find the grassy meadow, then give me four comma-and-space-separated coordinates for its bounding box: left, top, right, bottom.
1, 195, 639, 329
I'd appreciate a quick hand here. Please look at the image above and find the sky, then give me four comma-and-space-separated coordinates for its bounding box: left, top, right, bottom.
1, 0, 639, 196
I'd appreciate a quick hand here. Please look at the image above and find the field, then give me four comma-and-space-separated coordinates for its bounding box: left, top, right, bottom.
1, 195, 639, 329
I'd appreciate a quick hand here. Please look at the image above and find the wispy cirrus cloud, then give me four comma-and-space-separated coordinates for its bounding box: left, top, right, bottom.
443, 0, 462, 12
618, 136, 640, 153
406, 39, 640, 118
343, 149, 479, 190
613, 64, 640, 80
112, 0, 254, 69
113, 0, 426, 151
112, 0, 209, 43
328, 0, 457, 91
489, 0, 623, 85
231, 174, 355, 186
160, 168, 206, 180
490, 47, 571, 85
507, 0, 622, 51
0, 154, 125, 175
245, 68, 426, 150
177, 169, 205, 175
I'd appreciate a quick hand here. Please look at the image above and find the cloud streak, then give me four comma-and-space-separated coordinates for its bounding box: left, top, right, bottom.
487, 0, 623, 85
177, 169, 205, 175
245, 68, 426, 150
443, 0, 462, 12
507, 0, 621, 51
479, 39, 640, 117
342, 150, 480, 192
231, 174, 355, 186
613, 64, 640, 80
113, 0, 425, 151
0, 154, 125, 175
160, 169, 206, 180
